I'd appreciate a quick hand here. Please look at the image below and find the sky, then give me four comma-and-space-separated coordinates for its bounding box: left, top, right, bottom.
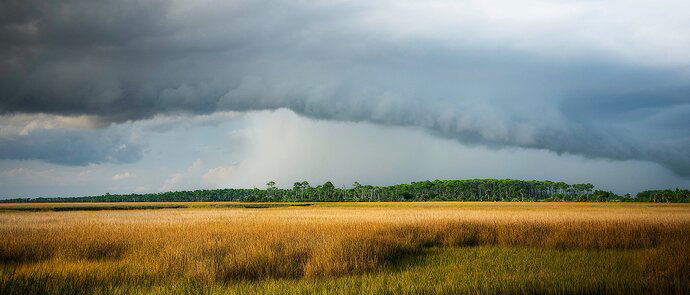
1, 0, 689, 197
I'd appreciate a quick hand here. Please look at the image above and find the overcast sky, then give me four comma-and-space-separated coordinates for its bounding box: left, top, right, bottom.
1, 0, 689, 197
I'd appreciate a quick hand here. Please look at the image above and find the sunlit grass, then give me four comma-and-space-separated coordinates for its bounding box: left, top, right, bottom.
1, 202, 688, 294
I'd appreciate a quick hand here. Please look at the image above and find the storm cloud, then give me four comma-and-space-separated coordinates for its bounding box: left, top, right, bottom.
1, 1, 689, 175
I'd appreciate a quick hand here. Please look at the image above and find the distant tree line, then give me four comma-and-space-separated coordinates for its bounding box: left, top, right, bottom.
634, 189, 690, 203
2, 179, 688, 203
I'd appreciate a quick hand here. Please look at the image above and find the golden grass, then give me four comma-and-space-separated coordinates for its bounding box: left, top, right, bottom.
1, 202, 689, 294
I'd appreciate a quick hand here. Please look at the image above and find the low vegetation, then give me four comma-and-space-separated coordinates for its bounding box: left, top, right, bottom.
0, 202, 312, 212
1, 202, 688, 294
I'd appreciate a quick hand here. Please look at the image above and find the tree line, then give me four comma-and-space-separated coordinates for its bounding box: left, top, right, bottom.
2, 179, 688, 203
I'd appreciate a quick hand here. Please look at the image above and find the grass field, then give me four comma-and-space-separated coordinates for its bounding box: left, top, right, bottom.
1, 202, 688, 294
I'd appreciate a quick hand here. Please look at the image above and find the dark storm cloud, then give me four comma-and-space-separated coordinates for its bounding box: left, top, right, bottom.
1, 0, 689, 175
0, 128, 143, 165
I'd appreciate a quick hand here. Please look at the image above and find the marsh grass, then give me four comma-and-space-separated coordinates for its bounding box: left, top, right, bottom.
0, 202, 688, 294
0, 202, 312, 212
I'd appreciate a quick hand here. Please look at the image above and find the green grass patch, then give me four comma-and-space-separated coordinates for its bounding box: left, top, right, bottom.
215, 247, 688, 294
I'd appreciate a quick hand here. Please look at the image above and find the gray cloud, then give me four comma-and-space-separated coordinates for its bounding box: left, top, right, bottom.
0, 128, 143, 165
1, 0, 689, 175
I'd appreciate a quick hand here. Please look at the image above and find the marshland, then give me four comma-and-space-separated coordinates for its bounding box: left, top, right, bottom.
1, 202, 688, 294
3, 0, 690, 294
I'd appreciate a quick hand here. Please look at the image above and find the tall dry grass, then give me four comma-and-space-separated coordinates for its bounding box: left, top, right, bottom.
0, 202, 689, 293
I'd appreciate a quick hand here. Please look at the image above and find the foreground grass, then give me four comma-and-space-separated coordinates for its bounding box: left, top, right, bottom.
1, 203, 688, 294
178, 247, 687, 295
4, 247, 685, 294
